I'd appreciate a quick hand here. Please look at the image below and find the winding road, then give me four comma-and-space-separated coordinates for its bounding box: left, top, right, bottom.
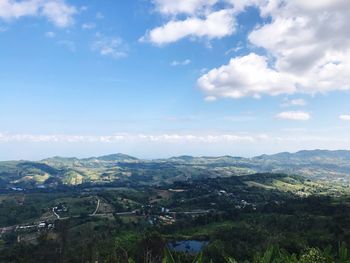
91, 198, 100, 216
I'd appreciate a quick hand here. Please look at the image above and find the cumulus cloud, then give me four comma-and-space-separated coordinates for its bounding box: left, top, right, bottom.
92, 33, 128, 59
143, 0, 277, 46
276, 111, 311, 121
339, 115, 350, 121
41, 0, 76, 27
198, 53, 295, 99
170, 59, 191, 66
0, 0, 77, 28
141, 9, 235, 45
248, 1, 350, 92
0, 0, 40, 19
198, 0, 350, 99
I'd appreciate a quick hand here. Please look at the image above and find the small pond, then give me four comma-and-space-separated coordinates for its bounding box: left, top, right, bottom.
168, 240, 209, 254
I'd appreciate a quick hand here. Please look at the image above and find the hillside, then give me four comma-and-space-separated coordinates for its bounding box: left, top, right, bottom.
1, 150, 350, 188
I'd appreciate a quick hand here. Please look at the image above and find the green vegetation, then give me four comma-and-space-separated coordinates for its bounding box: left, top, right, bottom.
2, 150, 350, 189
1, 152, 350, 262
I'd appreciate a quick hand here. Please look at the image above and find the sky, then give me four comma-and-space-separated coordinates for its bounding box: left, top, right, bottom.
1, 0, 350, 160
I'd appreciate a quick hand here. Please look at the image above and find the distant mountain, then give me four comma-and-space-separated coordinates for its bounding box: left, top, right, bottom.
166, 155, 196, 162
1, 150, 350, 188
254, 150, 350, 161
43, 153, 138, 164
42, 157, 81, 167
94, 153, 139, 162
169, 150, 350, 180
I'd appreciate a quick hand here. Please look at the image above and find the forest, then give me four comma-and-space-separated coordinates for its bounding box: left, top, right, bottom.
1, 171, 350, 262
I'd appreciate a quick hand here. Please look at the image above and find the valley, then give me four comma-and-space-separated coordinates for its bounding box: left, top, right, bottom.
1, 152, 350, 262
2, 150, 350, 191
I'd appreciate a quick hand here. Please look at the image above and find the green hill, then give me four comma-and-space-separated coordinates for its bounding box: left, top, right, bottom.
1, 150, 350, 188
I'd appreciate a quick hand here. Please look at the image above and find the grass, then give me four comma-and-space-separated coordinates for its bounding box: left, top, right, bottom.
245, 181, 275, 190
164, 221, 238, 239
51, 195, 97, 216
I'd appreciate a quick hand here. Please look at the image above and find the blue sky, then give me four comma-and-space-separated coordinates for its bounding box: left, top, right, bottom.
1, 0, 350, 160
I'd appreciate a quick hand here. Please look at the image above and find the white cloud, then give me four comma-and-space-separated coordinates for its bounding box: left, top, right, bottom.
0, 134, 119, 143
276, 111, 311, 121
281, 98, 307, 107
141, 9, 235, 45
249, 1, 350, 94
5, 132, 350, 151
0, 0, 77, 28
5, 130, 350, 160
170, 59, 191, 66
225, 0, 265, 13
92, 33, 128, 59
153, 0, 218, 15
249, 0, 350, 93
82, 22, 95, 30
41, 0, 76, 27
0, 0, 39, 19
198, 0, 350, 99
0, 132, 262, 144
225, 43, 243, 55
339, 115, 350, 121
152, 0, 261, 16
198, 53, 295, 99
204, 96, 217, 102
143, 0, 272, 46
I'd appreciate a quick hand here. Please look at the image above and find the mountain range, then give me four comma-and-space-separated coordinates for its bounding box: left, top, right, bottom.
1, 150, 350, 189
